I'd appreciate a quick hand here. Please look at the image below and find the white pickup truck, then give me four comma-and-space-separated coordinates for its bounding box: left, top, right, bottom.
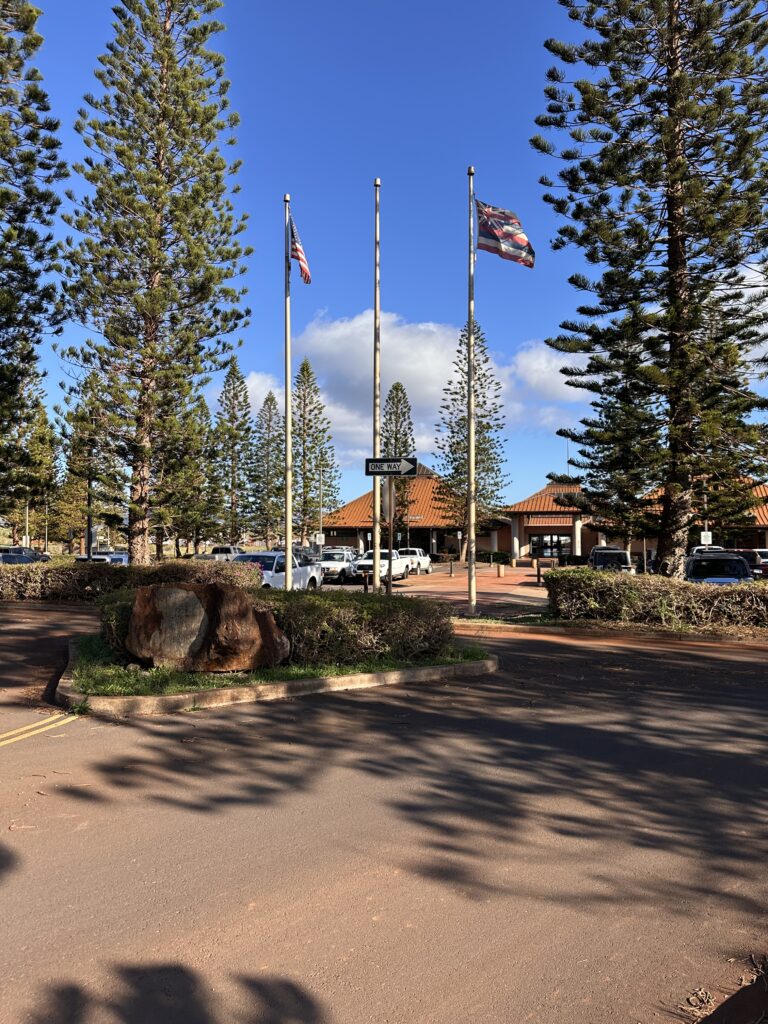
233, 551, 322, 590
353, 549, 410, 582
398, 547, 433, 575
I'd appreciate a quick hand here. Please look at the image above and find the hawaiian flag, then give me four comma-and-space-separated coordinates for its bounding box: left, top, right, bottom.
476, 199, 535, 268
290, 216, 312, 284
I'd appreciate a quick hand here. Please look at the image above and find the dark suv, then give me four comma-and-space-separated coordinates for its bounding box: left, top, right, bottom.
685, 552, 752, 585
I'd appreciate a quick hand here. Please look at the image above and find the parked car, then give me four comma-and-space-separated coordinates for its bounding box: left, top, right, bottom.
588, 546, 635, 573
685, 552, 752, 585
0, 552, 35, 564
0, 545, 44, 561
317, 549, 356, 584
398, 547, 433, 575
724, 548, 768, 579
75, 553, 112, 563
233, 551, 322, 590
689, 545, 724, 556
352, 549, 410, 581
210, 545, 246, 561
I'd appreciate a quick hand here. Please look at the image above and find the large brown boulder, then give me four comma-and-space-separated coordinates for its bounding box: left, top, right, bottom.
125, 583, 289, 672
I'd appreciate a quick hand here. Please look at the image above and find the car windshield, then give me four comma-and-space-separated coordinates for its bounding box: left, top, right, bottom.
689, 558, 747, 579
234, 553, 277, 569
323, 553, 345, 562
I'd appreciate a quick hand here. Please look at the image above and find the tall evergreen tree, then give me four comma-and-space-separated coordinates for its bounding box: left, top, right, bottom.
292, 359, 339, 546
0, 3, 65, 496
154, 396, 223, 554
52, 378, 125, 552
4, 395, 59, 545
548, 313, 664, 549
61, 0, 250, 564
214, 357, 253, 544
532, 0, 768, 574
434, 322, 507, 559
382, 381, 416, 543
250, 390, 284, 548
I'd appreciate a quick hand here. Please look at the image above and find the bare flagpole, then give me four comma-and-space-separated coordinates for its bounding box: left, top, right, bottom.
372, 178, 382, 590
467, 166, 477, 615
284, 194, 293, 591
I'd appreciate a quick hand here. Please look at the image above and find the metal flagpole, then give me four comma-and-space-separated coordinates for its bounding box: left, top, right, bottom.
467, 166, 477, 615
372, 178, 382, 591
284, 194, 293, 591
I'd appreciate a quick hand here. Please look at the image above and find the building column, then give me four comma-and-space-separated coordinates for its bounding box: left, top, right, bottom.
573, 517, 582, 557
510, 517, 521, 558
430, 529, 437, 554
490, 530, 498, 553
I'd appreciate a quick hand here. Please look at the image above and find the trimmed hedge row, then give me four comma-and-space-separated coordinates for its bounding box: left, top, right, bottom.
0, 560, 263, 602
100, 587, 454, 668
545, 567, 768, 628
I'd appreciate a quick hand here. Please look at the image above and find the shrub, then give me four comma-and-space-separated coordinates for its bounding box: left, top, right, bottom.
476, 551, 512, 565
0, 559, 263, 603
545, 566, 768, 628
262, 591, 454, 666
99, 586, 454, 668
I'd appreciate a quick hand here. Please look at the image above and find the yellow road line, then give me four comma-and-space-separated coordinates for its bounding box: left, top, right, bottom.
0, 715, 78, 748
0, 713, 67, 741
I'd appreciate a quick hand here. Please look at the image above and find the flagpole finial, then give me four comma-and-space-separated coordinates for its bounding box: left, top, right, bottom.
284, 193, 290, 203
467, 165, 475, 177
374, 177, 381, 187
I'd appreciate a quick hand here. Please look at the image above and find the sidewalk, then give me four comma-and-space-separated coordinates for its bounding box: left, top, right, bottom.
0, 602, 99, 709
395, 561, 549, 613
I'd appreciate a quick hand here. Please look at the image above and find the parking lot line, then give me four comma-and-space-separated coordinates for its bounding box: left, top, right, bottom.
0, 715, 78, 748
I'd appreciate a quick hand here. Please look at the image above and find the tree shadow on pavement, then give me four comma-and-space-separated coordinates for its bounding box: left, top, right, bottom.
81, 632, 768, 914
26, 963, 327, 1024
0, 842, 18, 881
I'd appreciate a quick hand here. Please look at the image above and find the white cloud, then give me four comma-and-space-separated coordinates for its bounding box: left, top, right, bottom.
284, 310, 590, 468
511, 342, 587, 404
244, 370, 282, 414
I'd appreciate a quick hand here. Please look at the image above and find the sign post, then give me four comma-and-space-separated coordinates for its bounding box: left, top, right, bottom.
364, 457, 414, 594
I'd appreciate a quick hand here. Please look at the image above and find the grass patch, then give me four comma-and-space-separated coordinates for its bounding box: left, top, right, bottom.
72, 634, 489, 697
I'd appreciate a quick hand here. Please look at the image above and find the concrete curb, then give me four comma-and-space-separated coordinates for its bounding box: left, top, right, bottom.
56, 638, 499, 719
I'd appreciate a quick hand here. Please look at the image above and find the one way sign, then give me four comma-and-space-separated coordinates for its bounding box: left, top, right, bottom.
365, 457, 418, 477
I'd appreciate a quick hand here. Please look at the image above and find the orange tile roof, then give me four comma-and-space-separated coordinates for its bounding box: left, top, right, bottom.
325, 473, 457, 529
504, 483, 582, 515
506, 480, 768, 526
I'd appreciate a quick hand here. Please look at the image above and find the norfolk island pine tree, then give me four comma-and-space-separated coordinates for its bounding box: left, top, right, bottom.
60, 0, 250, 564
532, 0, 768, 575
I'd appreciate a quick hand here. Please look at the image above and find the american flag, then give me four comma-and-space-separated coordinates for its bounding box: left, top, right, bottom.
476, 199, 535, 268
290, 216, 312, 284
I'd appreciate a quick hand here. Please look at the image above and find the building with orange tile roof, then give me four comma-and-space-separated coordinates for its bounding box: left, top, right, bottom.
326, 474, 768, 561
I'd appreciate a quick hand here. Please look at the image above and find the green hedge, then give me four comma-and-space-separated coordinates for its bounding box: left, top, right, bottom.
545, 566, 768, 628
476, 551, 512, 565
0, 559, 263, 602
100, 587, 454, 668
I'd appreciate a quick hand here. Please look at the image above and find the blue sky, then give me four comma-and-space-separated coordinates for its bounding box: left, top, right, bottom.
36, 0, 589, 505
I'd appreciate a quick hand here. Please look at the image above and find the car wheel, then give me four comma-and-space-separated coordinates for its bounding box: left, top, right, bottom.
338, 570, 346, 585
414, 564, 421, 576
307, 578, 317, 590
426, 565, 432, 574
262, 583, 271, 589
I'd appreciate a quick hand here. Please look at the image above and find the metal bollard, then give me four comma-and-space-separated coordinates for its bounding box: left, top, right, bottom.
449, 559, 454, 577
363, 575, 369, 594
537, 562, 542, 586
497, 563, 505, 578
